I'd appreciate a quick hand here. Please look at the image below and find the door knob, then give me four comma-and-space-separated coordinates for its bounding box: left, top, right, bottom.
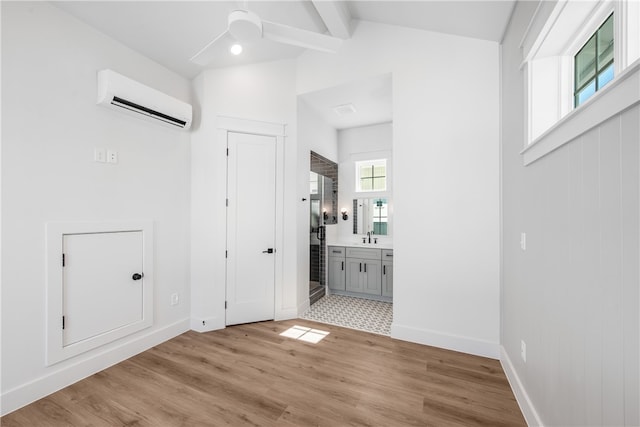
132, 273, 144, 280
262, 248, 274, 254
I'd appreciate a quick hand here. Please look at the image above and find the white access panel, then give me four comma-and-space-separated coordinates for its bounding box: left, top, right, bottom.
63, 231, 143, 346
46, 220, 153, 365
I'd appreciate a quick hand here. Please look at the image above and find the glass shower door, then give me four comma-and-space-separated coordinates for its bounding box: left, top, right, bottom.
309, 172, 332, 304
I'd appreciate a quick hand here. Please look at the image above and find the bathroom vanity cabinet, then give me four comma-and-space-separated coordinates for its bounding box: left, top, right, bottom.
382, 249, 393, 297
328, 246, 346, 291
328, 245, 393, 300
346, 247, 381, 295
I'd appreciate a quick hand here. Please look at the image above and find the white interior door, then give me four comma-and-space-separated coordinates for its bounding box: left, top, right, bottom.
226, 131, 277, 326
63, 231, 144, 346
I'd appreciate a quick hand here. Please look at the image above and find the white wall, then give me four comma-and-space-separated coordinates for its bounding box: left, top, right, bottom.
190, 59, 299, 330
298, 99, 339, 161
297, 21, 500, 357
1, 2, 191, 414
501, 2, 640, 425
336, 123, 393, 242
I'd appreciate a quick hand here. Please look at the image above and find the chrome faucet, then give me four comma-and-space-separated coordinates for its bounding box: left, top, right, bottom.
367, 231, 371, 243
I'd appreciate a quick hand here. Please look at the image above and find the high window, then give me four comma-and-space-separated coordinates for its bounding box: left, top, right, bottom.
574, 14, 614, 106
522, 0, 639, 156
355, 159, 386, 192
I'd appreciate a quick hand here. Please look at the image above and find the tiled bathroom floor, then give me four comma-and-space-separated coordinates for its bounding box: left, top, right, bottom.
301, 294, 393, 336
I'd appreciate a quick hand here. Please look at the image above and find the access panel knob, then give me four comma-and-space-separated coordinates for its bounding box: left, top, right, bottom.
132, 273, 144, 281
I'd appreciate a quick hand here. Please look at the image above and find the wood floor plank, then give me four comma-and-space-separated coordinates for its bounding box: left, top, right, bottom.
1, 319, 526, 426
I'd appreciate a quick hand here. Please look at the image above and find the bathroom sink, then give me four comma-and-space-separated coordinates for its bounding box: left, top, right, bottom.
330, 241, 393, 250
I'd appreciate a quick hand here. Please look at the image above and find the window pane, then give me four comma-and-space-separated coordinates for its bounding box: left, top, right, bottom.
576, 79, 596, 106
373, 165, 386, 177
373, 222, 387, 235
597, 14, 614, 68
360, 166, 372, 178
360, 178, 372, 191
575, 36, 596, 90
597, 63, 615, 89
372, 177, 386, 191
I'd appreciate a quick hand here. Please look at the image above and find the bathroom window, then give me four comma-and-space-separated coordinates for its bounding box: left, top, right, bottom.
356, 159, 386, 192
574, 13, 614, 107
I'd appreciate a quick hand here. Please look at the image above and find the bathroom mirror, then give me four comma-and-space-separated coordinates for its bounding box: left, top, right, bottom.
353, 198, 389, 236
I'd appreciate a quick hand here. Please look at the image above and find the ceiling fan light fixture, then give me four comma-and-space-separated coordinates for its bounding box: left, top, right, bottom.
228, 10, 262, 42
230, 44, 243, 55
190, 8, 342, 66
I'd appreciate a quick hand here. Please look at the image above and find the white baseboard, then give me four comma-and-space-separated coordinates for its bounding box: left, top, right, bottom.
390, 323, 500, 359
1, 318, 190, 417
190, 305, 299, 333
275, 305, 299, 321
190, 315, 225, 332
296, 298, 310, 318
500, 345, 544, 427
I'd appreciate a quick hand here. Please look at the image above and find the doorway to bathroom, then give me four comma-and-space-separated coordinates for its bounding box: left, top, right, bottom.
309, 151, 338, 305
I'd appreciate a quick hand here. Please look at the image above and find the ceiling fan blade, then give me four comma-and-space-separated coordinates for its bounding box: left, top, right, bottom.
190, 30, 234, 66
262, 20, 342, 54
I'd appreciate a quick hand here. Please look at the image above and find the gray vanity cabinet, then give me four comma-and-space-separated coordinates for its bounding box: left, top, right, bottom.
346, 248, 382, 295
345, 259, 364, 293
328, 246, 346, 291
328, 246, 392, 300
382, 249, 393, 297
362, 259, 382, 295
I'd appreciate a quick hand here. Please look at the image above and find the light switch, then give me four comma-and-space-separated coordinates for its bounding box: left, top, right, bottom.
107, 150, 118, 164
520, 232, 526, 251
94, 148, 106, 163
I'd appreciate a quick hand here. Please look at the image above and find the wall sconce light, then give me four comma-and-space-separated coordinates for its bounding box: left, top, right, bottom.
341, 208, 348, 221
323, 209, 328, 221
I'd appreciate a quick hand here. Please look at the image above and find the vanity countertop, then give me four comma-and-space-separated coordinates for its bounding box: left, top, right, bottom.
328, 241, 394, 250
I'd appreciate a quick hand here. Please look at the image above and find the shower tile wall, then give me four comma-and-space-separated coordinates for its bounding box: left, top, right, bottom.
310, 151, 338, 289
310, 244, 320, 282
352, 199, 358, 234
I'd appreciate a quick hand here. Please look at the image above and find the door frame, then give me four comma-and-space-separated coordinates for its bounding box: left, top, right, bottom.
217, 116, 285, 323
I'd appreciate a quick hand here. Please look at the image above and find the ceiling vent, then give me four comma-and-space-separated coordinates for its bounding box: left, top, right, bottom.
97, 69, 192, 130
333, 103, 357, 116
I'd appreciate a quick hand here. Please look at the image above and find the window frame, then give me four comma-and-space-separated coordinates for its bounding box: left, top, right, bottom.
520, 0, 640, 165
355, 159, 387, 193
521, 0, 637, 145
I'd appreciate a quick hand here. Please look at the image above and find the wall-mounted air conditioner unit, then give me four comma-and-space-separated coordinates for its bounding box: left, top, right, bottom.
97, 69, 192, 130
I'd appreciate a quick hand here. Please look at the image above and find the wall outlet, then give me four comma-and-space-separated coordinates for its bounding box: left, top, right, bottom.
170, 293, 179, 306
521, 340, 527, 362
94, 148, 106, 163
107, 150, 118, 164
520, 232, 527, 251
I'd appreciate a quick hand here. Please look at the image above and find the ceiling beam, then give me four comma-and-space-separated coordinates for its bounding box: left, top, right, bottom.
311, 1, 352, 39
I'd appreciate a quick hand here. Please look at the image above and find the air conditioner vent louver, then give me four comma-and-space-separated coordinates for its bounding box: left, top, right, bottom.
111, 96, 187, 128
97, 69, 192, 131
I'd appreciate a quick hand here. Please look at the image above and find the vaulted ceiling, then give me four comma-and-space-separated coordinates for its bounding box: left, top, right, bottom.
54, 1, 515, 79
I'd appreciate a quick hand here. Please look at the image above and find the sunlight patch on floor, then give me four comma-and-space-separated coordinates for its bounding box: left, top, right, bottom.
280, 325, 329, 343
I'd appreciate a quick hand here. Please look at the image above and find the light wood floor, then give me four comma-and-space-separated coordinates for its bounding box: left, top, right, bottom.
1, 319, 526, 426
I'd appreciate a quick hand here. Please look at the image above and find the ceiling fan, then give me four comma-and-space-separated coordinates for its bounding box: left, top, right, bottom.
190, 9, 343, 65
